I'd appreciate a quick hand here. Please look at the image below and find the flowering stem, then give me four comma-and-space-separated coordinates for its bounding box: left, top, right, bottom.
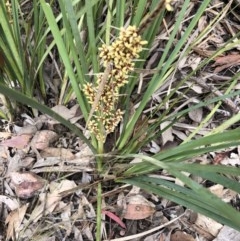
96, 182, 102, 241
97, 140, 104, 172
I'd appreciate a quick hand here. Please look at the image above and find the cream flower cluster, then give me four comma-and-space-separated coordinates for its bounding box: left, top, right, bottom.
83, 25, 147, 142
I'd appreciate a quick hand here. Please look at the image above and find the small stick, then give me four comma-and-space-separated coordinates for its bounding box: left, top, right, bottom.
86, 63, 112, 127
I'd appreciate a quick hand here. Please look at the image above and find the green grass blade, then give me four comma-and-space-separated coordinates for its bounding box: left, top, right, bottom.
117, 0, 191, 149
131, 0, 148, 26
0, 1, 23, 87
85, 0, 99, 73
115, 0, 125, 28
40, 0, 89, 120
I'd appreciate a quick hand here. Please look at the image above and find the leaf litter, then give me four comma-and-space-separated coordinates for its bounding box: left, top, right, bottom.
1, 1, 240, 240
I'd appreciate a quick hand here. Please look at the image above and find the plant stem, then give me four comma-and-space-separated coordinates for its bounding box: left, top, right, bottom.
97, 139, 104, 173
96, 140, 104, 240
96, 182, 102, 241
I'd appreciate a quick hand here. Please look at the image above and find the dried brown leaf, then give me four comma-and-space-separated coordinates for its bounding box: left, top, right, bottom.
212, 54, 240, 73
40, 147, 75, 160
123, 195, 155, 220
31, 130, 58, 150
1, 134, 32, 149
30, 180, 77, 223
10, 171, 46, 199
6, 204, 28, 240
123, 203, 155, 220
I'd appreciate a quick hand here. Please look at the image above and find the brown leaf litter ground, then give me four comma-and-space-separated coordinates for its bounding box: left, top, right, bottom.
1, 1, 240, 240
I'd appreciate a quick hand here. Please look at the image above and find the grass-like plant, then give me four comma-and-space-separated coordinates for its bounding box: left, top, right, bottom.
1, 0, 240, 240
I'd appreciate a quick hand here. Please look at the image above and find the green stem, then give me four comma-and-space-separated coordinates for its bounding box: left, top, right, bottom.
97, 141, 104, 172
96, 182, 102, 241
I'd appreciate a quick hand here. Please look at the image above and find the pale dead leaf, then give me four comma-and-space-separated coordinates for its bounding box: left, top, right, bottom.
178, 54, 201, 71
15, 124, 38, 135
149, 141, 160, 153
198, 16, 207, 32
6, 152, 25, 174
209, 184, 236, 203
130, 157, 142, 164
160, 121, 174, 146
54, 200, 68, 212
195, 214, 223, 236
75, 143, 94, 162
80, 195, 96, 219
128, 186, 141, 195
123, 195, 155, 220
33, 157, 62, 168
117, 192, 126, 208
221, 153, 240, 166
188, 105, 203, 123
31, 130, 58, 150
0, 131, 11, 139
0, 145, 9, 158
72, 226, 83, 240
178, 56, 187, 69
30, 180, 77, 222
9, 171, 46, 199
51, 105, 75, 120
185, 81, 203, 94
6, 204, 28, 240
209, 184, 224, 198
61, 204, 72, 236
213, 226, 240, 241
83, 225, 94, 241
69, 104, 82, 123
172, 129, 187, 141
0, 195, 19, 210
0, 134, 32, 149
188, 55, 202, 70
40, 147, 75, 160
20, 156, 35, 168
81, 171, 92, 184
